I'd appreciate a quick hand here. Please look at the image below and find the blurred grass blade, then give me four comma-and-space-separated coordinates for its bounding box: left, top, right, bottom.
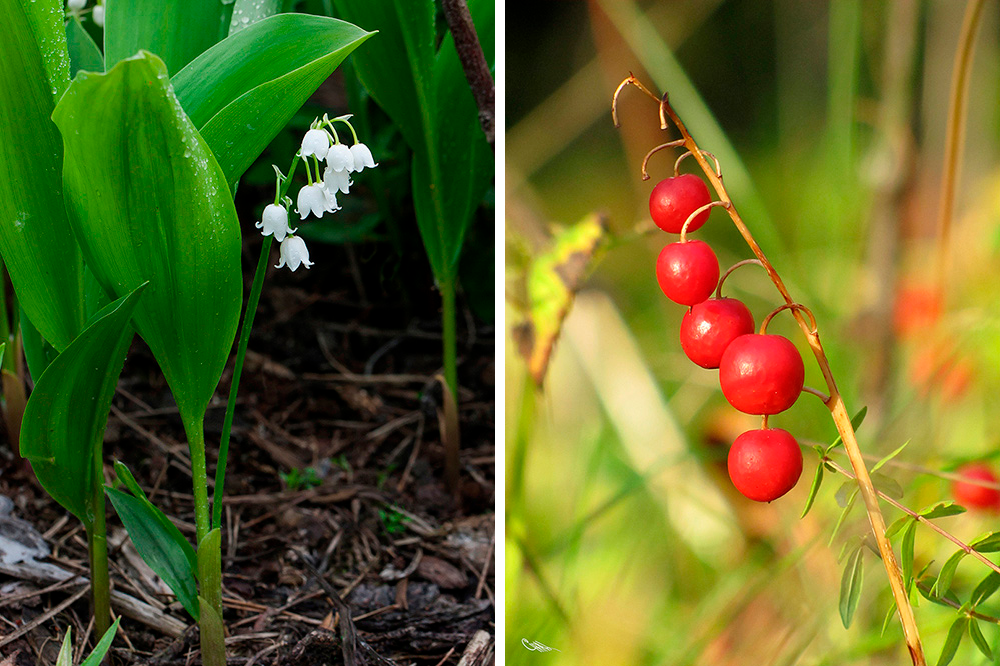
20, 284, 145, 524
66, 16, 103, 77
104, 0, 227, 74
0, 0, 86, 352
79, 617, 120, 666
106, 486, 199, 619
839, 545, 864, 628
172, 14, 373, 188
53, 52, 242, 431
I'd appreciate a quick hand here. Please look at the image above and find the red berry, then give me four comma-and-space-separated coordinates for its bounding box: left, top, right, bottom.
649, 174, 712, 234
719, 334, 804, 414
952, 463, 1000, 512
728, 428, 803, 502
680, 298, 755, 369
655, 240, 719, 306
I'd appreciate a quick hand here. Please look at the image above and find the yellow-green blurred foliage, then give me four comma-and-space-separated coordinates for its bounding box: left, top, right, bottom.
506, 1, 1000, 664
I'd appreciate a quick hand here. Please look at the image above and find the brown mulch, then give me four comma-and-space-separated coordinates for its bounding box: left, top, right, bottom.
0, 233, 495, 665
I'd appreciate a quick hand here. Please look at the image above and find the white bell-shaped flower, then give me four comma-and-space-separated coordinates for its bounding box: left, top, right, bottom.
67, 0, 86, 10
350, 143, 377, 172
275, 235, 314, 272
255, 203, 295, 242
300, 129, 330, 160
297, 183, 337, 220
326, 143, 354, 173
323, 163, 352, 195
92, 3, 104, 25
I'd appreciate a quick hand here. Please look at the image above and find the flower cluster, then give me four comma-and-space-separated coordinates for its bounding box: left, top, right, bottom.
256, 115, 378, 272
66, 0, 105, 27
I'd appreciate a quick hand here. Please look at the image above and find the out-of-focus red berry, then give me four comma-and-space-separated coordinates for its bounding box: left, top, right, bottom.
952, 463, 1000, 512
893, 285, 942, 338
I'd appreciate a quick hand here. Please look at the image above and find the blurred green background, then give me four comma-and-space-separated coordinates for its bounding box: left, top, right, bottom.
505, 1, 1000, 664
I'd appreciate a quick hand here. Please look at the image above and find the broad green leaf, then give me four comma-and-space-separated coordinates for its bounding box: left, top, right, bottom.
21, 310, 59, 380
104, 0, 227, 75
920, 502, 967, 520
971, 571, 1000, 607
79, 618, 120, 666
66, 16, 103, 77
227, 0, 283, 35
172, 14, 373, 188
901, 521, 916, 588
801, 460, 824, 518
839, 545, 864, 628
971, 531, 1000, 553
937, 616, 967, 666
106, 487, 199, 619
56, 627, 73, 666
0, 0, 87, 352
827, 406, 867, 453
933, 550, 965, 597
53, 53, 242, 433
968, 618, 992, 661
20, 285, 145, 525
871, 440, 909, 473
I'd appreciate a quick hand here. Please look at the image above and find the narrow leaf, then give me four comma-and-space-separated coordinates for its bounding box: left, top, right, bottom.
801, 461, 824, 518
54, 52, 242, 432
933, 550, 966, 597
871, 440, 909, 473
197, 597, 226, 666
920, 502, 967, 520
937, 616, 968, 666
20, 285, 145, 523
885, 514, 910, 540
106, 487, 199, 619
55, 627, 73, 666
871, 472, 904, 499
829, 490, 858, 546
827, 406, 867, 453
971, 571, 1000, 607
79, 618, 120, 666
968, 618, 992, 661
972, 532, 1000, 553
839, 546, 864, 628
65, 16, 103, 77
901, 521, 916, 588
881, 599, 897, 637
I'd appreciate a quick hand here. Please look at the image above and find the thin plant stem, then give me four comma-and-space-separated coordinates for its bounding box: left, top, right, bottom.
615, 75, 927, 665
935, 0, 987, 295
212, 155, 300, 531
187, 421, 210, 546
440, 276, 459, 495
87, 516, 110, 639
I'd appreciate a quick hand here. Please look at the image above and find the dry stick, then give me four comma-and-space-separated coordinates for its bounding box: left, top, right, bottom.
441, 0, 494, 152
614, 75, 926, 665
934, 0, 987, 294
823, 457, 1000, 578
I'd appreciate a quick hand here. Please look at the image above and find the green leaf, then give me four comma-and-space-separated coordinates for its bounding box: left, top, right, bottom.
885, 514, 910, 540
827, 406, 867, 453
801, 460, 824, 518
114, 460, 151, 503
53, 52, 242, 434
106, 487, 199, 619
171, 14, 373, 188
56, 627, 73, 666
80, 618, 120, 666
881, 599, 897, 636
901, 521, 916, 588
972, 532, 1000, 553
933, 550, 966, 597
971, 571, 1000, 607
835, 480, 855, 508
20, 285, 145, 524
871, 440, 909, 473
920, 502, 967, 520
968, 618, 992, 661
937, 616, 968, 666
839, 545, 864, 628
829, 489, 858, 546
227, 0, 282, 35
197, 596, 226, 666
65, 16, 103, 77
20, 310, 59, 380
0, 0, 87, 352
104, 0, 227, 75
871, 472, 904, 499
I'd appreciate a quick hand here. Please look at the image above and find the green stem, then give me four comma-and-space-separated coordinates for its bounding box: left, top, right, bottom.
212, 155, 299, 531
87, 518, 111, 638
187, 421, 210, 546
440, 276, 458, 399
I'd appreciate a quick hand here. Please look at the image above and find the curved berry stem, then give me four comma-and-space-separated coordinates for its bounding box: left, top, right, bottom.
615, 76, 927, 666
640, 139, 686, 180
679, 200, 729, 242
716, 259, 763, 298
760, 303, 817, 335
674, 149, 721, 179
802, 385, 832, 404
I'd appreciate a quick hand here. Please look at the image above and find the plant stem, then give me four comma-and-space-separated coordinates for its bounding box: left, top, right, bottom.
187, 421, 210, 546
440, 0, 494, 151
87, 519, 111, 639
212, 156, 299, 531
440, 276, 460, 495
619, 79, 926, 665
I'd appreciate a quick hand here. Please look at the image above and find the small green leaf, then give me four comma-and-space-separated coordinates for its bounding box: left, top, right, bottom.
971, 571, 1000, 607
55, 627, 73, 666
972, 532, 1000, 553
920, 502, 967, 520
885, 514, 910, 540
829, 489, 858, 546
881, 599, 897, 636
871, 440, 909, 473
827, 406, 867, 453
835, 481, 855, 508
901, 521, 916, 588
871, 472, 904, 499
106, 487, 199, 619
968, 618, 992, 661
114, 461, 150, 503
20, 285, 146, 524
80, 618, 120, 666
937, 616, 968, 666
839, 546, 864, 628
801, 461, 824, 518
933, 550, 966, 597
65, 15, 103, 77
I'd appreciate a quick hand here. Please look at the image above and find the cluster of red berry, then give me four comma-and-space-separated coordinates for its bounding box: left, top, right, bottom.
651, 174, 805, 503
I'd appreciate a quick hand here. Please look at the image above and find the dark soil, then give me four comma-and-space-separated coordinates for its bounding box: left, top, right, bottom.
0, 228, 495, 665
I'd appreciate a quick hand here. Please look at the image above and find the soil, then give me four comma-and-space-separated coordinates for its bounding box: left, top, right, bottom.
0, 228, 495, 665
